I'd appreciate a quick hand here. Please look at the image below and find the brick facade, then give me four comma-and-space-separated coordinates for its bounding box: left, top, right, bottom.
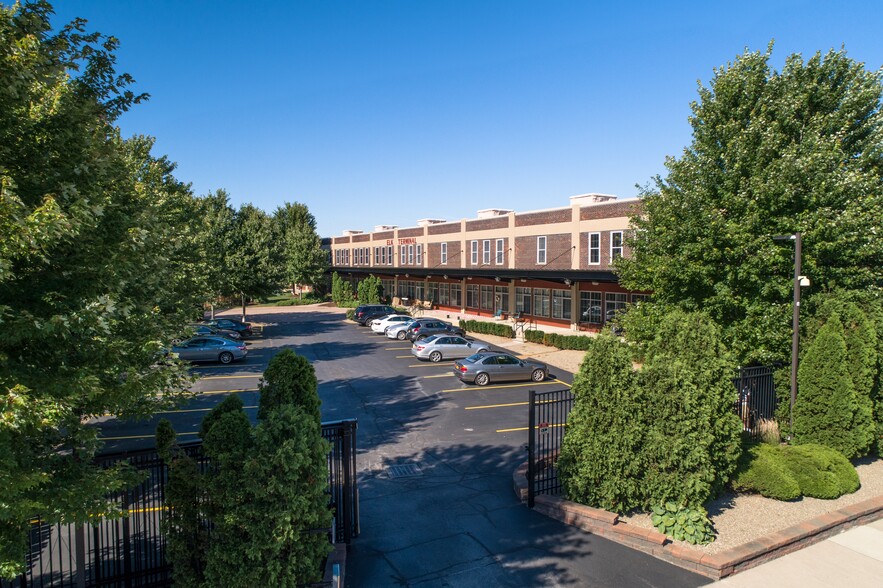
514, 233, 572, 270
465, 216, 508, 231
515, 208, 571, 227
427, 222, 461, 235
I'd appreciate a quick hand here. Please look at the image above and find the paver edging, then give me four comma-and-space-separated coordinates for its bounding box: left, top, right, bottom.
513, 461, 883, 580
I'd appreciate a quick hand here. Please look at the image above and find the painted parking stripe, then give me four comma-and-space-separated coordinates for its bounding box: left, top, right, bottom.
395, 355, 413, 359
386, 346, 411, 350
496, 423, 566, 434
424, 373, 455, 379
193, 388, 259, 396
99, 431, 199, 441
440, 381, 559, 393
199, 374, 261, 380
156, 405, 258, 415
465, 401, 528, 410
407, 363, 446, 368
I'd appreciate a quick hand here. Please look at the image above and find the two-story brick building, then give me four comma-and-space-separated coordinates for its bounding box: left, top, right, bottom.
326, 193, 647, 331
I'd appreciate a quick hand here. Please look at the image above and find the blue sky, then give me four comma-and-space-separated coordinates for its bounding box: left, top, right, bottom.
51, 1, 883, 238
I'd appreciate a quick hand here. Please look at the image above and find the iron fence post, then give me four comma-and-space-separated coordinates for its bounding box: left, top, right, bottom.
527, 389, 536, 508
75, 523, 86, 588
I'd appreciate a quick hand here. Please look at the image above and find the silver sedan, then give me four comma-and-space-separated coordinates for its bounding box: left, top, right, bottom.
172, 336, 248, 364
453, 352, 548, 386
411, 335, 489, 362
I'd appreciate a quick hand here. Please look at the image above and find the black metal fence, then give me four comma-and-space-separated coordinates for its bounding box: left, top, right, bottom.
2, 419, 358, 588
526, 366, 777, 506
526, 389, 574, 507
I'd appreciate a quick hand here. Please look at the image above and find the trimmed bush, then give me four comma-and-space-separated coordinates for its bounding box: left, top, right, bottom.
345, 309, 355, 321
794, 314, 862, 457
731, 443, 859, 500
459, 319, 514, 338
524, 329, 545, 344
542, 332, 594, 350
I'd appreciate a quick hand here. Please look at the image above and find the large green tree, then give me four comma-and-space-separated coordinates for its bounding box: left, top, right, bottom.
225, 203, 283, 321
275, 202, 327, 297
198, 189, 237, 318
618, 45, 883, 364
0, 2, 205, 576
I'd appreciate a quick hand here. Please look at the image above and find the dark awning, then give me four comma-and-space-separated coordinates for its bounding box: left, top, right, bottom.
328, 266, 620, 284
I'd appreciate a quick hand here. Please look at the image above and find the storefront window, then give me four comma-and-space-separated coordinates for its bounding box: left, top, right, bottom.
551, 289, 571, 320
451, 283, 462, 307
605, 292, 629, 321
515, 287, 532, 314
533, 288, 551, 317
494, 285, 509, 313
580, 291, 602, 323
466, 284, 479, 308
480, 285, 494, 310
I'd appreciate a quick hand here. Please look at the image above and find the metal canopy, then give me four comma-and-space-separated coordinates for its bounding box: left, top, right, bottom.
328, 266, 620, 284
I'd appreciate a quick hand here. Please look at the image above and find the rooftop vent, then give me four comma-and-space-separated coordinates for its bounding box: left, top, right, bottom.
416, 218, 447, 227
570, 193, 617, 206
374, 225, 398, 232
476, 208, 513, 219
342, 230, 364, 236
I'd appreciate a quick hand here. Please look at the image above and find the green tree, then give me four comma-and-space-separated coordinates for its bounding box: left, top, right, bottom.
618, 45, 883, 365
258, 349, 321, 422
225, 204, 283, 321
558, 334, 645, 511
0, 3, 203, 576
275, 202, 328, 297
357, 275, 383, 304
331, 271, 354, 307
794, 314, 861, 457
198, 190, 237, 318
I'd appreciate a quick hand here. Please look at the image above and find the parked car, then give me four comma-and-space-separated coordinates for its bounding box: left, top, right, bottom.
202, 318, 253, 338
353, 305, 399, 326
172, 335, 248, 364
453, 352, 548, 386
187, 323, 241, 340
370, 314, 413, 335
386, 319, 418, 340
405, 318, 465, 342
411, 335, 488, 362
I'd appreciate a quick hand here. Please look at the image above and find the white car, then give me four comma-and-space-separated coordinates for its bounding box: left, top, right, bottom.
370, 314, 413, 335
386, 319, 418, 340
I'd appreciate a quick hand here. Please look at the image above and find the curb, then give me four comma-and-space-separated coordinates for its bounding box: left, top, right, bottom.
513, 462, 883, 579
323, 543, 347, 586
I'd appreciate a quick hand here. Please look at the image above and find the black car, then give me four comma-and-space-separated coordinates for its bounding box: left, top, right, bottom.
405, 318, 465, 341
187, 323, 241, 340
353, 305, 399, 326
202, 318, 253, 338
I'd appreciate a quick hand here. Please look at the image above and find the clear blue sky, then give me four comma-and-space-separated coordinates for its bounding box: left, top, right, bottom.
51, 1, 883, 238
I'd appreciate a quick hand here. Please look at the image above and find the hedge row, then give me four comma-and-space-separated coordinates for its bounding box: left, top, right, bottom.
458, 319, 514, 338
524, 329, 594, 350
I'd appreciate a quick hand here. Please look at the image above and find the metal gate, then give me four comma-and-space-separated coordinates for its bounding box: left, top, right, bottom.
2, 419, 359, 588
526, 389, 574, 508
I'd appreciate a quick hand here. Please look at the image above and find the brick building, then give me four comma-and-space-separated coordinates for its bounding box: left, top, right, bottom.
325, 193, 647, 331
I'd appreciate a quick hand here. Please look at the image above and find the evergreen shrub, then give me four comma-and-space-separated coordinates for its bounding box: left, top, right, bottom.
542, 332, 594, 350
730, 443, 801, 500
524, 330, 545, 344
458, 319, 514, 338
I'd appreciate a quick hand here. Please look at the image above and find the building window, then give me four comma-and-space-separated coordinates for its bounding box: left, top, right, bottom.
515, 287, 532, 314
588, 232, 600, 265
450, 283, 462, 307
552, 289, 571, 320
537, 236, 547, 264
387, 246, 393, 265
471, 240, 478, 265
466, 284, 479, 308
438, 283, 449, 305
345, 249, 350, 265
416, 244, 422, 265
373, 247, 379, 266
496, 239, 504, 265
580, 291, 602, 323
441, 243, 448, 265
533, 288, 551, 317
494, 285, 508, 312
380, 246, 386, 265
480, 285, 494, 310
611, 231, 623, 260
427, 282, 439, 305
400, 245, 407, 265
605, 292, 629, 322
408, 244, 414, 265
483, 240, 491, 265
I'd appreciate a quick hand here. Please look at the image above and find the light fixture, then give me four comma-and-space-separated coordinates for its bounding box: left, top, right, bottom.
520, 279, 526, 283
564, 278, 571, 286
591, 281, 599, 286
405, 273, 409, 278
494, 277, 501, 282
443, 275, 448, 280
799, 275, 811, 287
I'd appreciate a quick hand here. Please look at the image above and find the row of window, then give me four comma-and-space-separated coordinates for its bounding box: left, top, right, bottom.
334, 231, 624, 267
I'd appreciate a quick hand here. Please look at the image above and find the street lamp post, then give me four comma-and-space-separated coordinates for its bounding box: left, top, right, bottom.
772, 232, 805, 432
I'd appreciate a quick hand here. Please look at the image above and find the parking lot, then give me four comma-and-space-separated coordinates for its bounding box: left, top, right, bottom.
93, 305, 704, 587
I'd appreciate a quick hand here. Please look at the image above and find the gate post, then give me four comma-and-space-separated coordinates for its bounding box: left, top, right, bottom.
75, 523, 87, 588
527, 389, 536, 508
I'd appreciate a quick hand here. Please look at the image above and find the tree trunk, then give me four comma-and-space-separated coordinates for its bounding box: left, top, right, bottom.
210, 302, 215, 320
241, 292, 247, 322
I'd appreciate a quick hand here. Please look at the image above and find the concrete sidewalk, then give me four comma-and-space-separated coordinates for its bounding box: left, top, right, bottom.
710, 518, 883, 586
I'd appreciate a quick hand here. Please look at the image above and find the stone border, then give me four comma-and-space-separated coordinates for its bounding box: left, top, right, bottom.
513, 462, 883, 579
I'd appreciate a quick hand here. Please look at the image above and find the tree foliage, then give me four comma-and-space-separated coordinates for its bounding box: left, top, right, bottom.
275, 202, 327, 296
559, 311, 742, 512
357, 275, 383, 304
618, 45, 883, 365
224, 203, 283, 320
331, 271, 354, 307
0, 3, 205, 576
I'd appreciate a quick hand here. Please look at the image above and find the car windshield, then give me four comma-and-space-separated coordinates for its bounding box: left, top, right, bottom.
463, 353, 485, 363
421, 335, 440, 344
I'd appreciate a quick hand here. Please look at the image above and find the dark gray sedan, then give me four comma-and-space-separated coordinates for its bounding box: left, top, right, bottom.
453, 352, 548, 386
172, 335, 248, 364
411, 335, 489, 362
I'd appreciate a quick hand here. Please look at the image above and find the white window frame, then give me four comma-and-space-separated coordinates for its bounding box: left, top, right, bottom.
537, 236, 547, 265
408, 244, 414, 265
416, 244, 422, 265
387, 246, 393, 265
482, 240, 491, 265
400, 245, 406, 265
471, 240, 478, 265
441, 242, 448, 265
495, 239, 504, 265
588, 232, 600, 265
611, 231, 623, 260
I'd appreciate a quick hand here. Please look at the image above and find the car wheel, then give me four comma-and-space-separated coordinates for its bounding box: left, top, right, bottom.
219, 351, 234, 364
475, 372, 490, 386
429, 351, 442, 363
476, 348, 488, 354
397, 331, 407, 340
531, 368, 545, 382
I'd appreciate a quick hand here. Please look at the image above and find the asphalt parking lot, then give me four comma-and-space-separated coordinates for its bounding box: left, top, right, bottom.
94, 306, 705, 587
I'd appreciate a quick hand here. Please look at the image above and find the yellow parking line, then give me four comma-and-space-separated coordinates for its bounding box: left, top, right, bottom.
465, 401, 528, 410
424, 373, 455, 379
549, 378, 572, 388
395, 355, 413, 359
441, 381, 559, 393
194, 388, 259, 396
157, 405, 258, 414
496, 423, 566, 434
386, 346, 411, 350
199, 375, 260, 380
100, 431, 199, 441
407, 363, 444, 368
